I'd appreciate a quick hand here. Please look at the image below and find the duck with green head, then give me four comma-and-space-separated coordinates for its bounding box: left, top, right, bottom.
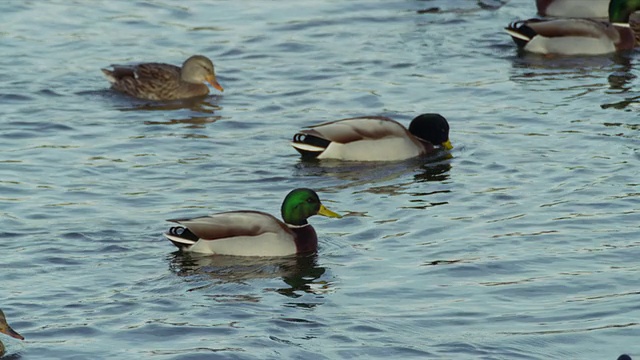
291, 114, 453, 161
164, 188, 341, 256
0, 310, 24, 357
102, 55, 224, 100
506, 0, 640, 55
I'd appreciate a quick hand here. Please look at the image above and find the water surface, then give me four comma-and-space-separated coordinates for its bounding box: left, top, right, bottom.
1, 0, 639, 359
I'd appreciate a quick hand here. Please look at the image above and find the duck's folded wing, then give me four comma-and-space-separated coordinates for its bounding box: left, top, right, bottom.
507, 18, 617, 40
104, 63, 181, 82
165, 211, 299, 255
167, 211, 289, 241
299, 116, 410, 143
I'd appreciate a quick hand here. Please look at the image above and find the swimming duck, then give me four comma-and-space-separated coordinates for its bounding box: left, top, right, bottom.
164, 188, 341, 256
0, 309, 24, 356
506, 0, 640, 55
291, 113, 452, 161
536, 0, 609, 18
101, 55, 223, 100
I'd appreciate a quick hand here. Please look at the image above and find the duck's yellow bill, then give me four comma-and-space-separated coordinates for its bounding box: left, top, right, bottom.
441, 139, 453, 150
318, 204, 342, 218
206, 74, 224, 92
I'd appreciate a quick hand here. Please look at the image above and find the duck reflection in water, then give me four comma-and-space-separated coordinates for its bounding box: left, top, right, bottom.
168, 252, 329, 299
294, 154, 452, 193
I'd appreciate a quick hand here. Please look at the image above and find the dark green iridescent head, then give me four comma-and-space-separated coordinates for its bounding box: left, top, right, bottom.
609, 0, 640, 23
280, 188, 341, 226
408, 113, 453, 150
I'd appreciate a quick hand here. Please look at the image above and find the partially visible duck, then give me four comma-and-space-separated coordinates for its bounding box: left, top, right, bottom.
0, 309, 24, 356
506, 0, 640, 55
164, 188, 341, 256
536, 0, 609, 18
291, 113, 452, 161
102, 55, 223, 100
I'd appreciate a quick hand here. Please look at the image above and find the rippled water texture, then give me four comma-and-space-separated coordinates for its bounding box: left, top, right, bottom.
1, 0, 639, 359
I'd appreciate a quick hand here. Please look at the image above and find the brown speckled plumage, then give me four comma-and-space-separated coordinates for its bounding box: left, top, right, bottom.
101, 55, 223, 100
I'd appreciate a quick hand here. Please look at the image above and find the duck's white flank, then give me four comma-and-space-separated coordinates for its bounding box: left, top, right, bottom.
163, 211, 302, 256
318, 137, 423, 161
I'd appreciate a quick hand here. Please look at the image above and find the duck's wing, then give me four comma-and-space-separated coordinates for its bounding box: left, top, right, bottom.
102, 62, 180, 83
505, 18, 623, 54
291, 116, 412, 157
101, 62, 185, 100
164, 211, 297, 256
303, 116, 408, 142
506, 18, 613, 42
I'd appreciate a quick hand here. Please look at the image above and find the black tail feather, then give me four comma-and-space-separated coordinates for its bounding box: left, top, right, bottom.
292, 133, 330, 159
166, 226, 199, 249
506, 20, 540, 48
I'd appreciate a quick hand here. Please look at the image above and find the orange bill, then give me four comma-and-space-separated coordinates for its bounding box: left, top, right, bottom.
0, 324, 24, 340
206, 74, 224, 92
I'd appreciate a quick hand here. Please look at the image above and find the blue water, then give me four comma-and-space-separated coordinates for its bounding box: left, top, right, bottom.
1, 0, 639, 359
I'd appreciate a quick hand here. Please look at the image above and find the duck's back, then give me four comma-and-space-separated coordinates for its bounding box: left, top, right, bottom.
293, 116, 424, 161
165, 211, 299, 256
102, 62, 208, 100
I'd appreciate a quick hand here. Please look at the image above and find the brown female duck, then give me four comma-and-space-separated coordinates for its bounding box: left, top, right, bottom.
102, 55, 223, 100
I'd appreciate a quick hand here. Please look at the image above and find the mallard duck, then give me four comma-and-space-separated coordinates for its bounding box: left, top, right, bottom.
164, 188, 341, 256
506, 0, 640, 55
290, 113, 453, 161
101, 55, 223, 100
0, 309, 24, 356
536, 0, 609, 18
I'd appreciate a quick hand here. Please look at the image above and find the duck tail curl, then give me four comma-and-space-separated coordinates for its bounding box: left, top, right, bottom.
505, 19, 541, 48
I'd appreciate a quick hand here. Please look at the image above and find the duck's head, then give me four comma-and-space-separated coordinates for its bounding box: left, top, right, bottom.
609, 0, 640, 23
408, 113, 453, 150
181, 55, 224, 92
0, 310, 24, 341
281, 188, 341, 226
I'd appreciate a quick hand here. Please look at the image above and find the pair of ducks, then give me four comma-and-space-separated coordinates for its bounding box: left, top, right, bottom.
0, 310, 23, 357
102, 55, 453, 257
507, 0, 640, 55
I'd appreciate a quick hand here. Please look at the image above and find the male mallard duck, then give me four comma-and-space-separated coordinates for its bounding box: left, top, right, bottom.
291, 113, 452, 161
164, 188, 341, 256
0, 309, 24, 356
536, 0, 609, 18
506, 0, 640, 55
101, 55, 223, 100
